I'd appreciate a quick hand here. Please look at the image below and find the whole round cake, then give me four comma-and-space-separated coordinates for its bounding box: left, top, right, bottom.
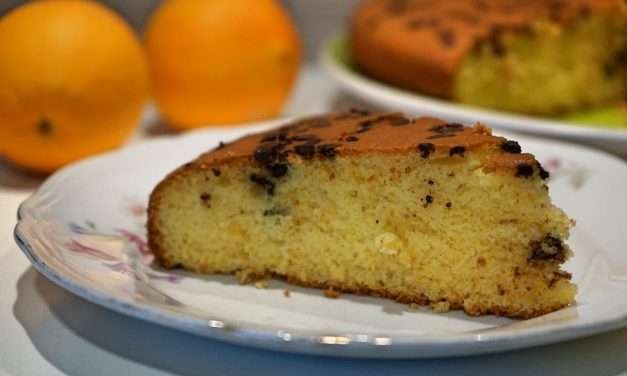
350, 0, 627, 115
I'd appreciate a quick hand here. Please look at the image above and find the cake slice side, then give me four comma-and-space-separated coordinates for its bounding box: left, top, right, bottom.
148, 112, 576, 318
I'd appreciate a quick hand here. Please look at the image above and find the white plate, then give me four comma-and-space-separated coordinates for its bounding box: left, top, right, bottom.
14, 120, 627, 359
321, 36, 627, 158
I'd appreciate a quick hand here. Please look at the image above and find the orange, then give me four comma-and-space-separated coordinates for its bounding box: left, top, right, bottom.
0, 0, 149, 173
144, 0, 301, 129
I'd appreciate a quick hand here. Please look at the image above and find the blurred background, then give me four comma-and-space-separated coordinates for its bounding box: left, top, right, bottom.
0, 0, 360, 61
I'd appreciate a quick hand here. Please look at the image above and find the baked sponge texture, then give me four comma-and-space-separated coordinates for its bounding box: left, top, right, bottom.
148, 112, 576, 318
456, 14, 627, 115
350, 0, 627, 116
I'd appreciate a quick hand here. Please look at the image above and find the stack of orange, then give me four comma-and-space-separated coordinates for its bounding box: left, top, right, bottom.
0, 0, 301, 173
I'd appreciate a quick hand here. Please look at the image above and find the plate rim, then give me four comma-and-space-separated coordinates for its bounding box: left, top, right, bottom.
13, 123, 627, 359
320, 35, 627, 142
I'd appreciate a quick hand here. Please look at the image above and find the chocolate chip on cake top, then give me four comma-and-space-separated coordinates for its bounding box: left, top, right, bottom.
193, 110, 544, 179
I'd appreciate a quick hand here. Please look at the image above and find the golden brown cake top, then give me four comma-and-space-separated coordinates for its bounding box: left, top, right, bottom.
351, 0, 624, 92
190, 110, 547, 180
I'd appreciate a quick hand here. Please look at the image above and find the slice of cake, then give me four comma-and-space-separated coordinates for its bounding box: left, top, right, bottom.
350, 0, 627, 116
147, 111, 576, 318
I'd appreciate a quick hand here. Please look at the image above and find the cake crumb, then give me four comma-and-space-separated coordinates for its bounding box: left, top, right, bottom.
374, 232, 401, 255
409, 303, 421, 310
255, 280, 268, 289
324, 288, 341, 299
283, 288, 291, 297
431, 301, 451, 312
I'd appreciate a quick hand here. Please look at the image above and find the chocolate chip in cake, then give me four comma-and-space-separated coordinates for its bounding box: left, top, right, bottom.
346, 135, 359, 142
548, 0, 567, 21
529, 235, 566, 262
254, 142, 280, 165
428, 180, 434, 185
263, 206, 290, 216
516, 164, 534, 178
438, 28, 456, 48
429, 123, 464, 134
446, 202, 452, 208
211, 168, 221, 177
385, 117, 410, 126
501, 140, 522, 154
578, 4, 591, 17
268, 163, 288, 178
199, 193, 211, 207
37, 118, 53, 137
537, 162, 550, 180
425, 195, 434, 205
449, 146, 466, 157
294, 143, 316, 159
249, 174, 275, 195
417, 143, 435, 158
488, 25, 506, 56
356, 120, 374, 133
318, 144, 340, 159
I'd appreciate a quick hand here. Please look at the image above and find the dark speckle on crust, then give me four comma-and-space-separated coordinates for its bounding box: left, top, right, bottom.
449, 145, 466, 157
418, 143, 435, 158
318, 144, 340, 159
381, 116, 410, 126
211, 168, 221, 177
254, 142, 280, 165
294, 143, 316, 159
356, 121, 374, 133
429, 123, 464, 134
268, 163, 288, 178
501, 140, 522, 154
427, 134, 455, 140
516, 164, 534, 178
537, 162, 550, 180
346, 135, 359, 142
438, 28, 456, 48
